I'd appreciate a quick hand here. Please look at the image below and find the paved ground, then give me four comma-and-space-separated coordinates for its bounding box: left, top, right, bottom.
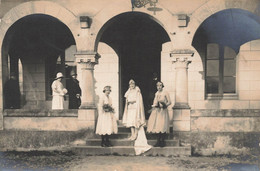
0, 151, 259, 171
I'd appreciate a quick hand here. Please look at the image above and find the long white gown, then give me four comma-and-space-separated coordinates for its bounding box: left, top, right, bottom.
122, 86, 152, 155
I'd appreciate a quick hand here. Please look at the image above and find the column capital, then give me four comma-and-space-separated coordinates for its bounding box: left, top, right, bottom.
75, 51, 101, 64
170, 49, 194, 68
170, 49, 194, 60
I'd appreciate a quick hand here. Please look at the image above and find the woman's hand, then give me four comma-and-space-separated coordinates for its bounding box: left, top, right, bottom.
128, 100, 136, 105
63, 88, 68, 94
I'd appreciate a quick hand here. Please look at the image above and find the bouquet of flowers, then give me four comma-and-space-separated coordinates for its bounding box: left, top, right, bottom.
155, 101, 167, 109
103, 104, 115, 113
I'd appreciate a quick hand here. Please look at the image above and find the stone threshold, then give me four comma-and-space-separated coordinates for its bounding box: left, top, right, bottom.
3, 109, 78, 117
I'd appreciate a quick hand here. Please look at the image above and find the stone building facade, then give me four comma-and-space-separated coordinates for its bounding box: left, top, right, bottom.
0, 0, 260, 155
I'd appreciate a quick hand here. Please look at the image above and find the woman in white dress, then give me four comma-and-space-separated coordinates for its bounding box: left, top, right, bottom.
122, 79, 151, 155
147, 81, 171, 147
96, 86, 118, 147
51, 72, 67, 110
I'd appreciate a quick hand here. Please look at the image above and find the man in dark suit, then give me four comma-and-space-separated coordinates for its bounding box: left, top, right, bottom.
67, 70, 81, 109
4, 72, 21, 109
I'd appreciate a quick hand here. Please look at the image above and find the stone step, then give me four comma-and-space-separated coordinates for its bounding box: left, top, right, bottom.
71, 146, 191, 157
86, 139, 179, 147
92, 133, 175, 139
117, 126, 173, 133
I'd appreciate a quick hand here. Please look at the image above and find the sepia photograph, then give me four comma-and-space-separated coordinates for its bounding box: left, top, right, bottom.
0, 0, 259, 170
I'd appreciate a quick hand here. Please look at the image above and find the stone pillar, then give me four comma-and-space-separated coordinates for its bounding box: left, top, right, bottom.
171, 50, 194, 109
75, 51, 100, 129
170, 50, 194, 133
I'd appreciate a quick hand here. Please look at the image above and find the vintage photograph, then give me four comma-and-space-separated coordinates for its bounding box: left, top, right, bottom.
0, 0, 259, 170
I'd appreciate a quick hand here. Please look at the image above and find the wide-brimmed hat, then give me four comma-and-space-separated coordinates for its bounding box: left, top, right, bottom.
103, 86, 112, 93
55, 72, 64, 79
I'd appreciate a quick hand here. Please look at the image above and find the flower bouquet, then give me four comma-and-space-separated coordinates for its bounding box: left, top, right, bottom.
155, 101, 167, 109
103, 104, 115, 113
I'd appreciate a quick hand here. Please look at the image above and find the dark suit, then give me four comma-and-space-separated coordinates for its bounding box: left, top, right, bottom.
4, 78, 21, 109
67, 78, 82, 109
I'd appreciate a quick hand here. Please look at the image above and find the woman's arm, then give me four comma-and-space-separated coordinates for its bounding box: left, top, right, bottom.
51, 81, 60, 94
152, 93, 158, 107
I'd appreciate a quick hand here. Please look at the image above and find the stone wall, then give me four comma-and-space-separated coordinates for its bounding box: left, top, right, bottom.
3, 109, 96, 131
22, 55, 46, 109
188, 40, 260, 155
238, 40, 260, 107
94, 42, 119, 119
0, 129, 94, 151
191, 109, 260, 155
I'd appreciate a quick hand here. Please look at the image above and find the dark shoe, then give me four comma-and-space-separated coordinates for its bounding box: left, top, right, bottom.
101, 141, 107, 147
105, 140, 113, 147
154, 141, 161, 147
160, 141, 166, 148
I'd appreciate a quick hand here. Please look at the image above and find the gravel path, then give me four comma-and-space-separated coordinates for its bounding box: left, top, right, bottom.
0, 151, 258, 171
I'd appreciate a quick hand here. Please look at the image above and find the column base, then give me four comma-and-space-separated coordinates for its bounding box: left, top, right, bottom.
172, 109, 191, 131
173, 103, 190, 109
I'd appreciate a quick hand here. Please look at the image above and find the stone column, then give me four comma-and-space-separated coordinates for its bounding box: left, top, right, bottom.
170, 50, 194, 133
171, 50, 194, 109
75, 51, 100, 129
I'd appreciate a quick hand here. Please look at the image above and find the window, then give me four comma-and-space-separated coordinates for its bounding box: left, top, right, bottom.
206, 44, 237, 98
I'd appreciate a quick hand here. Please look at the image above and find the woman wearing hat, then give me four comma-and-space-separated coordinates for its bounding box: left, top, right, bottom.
147, 81, 171, 147
51, 72, 68, 110
122, 79, 151, 155
96, 86, 118, 147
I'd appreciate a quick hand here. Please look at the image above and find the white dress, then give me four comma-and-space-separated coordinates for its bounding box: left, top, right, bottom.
122, 86, 146, 128
147, 90, 171, 133
122, 86, 152, 155
51, 80, 67, 110
95, 94, 118, 135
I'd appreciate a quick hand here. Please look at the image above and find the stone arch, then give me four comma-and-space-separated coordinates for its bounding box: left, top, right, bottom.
0, 1, 79, 109
88, 0, 173, 51
0, 1, 79, 44
189, 0, 260, 47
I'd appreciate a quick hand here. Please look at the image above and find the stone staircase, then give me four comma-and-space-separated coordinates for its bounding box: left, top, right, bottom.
71, 123, 191, 156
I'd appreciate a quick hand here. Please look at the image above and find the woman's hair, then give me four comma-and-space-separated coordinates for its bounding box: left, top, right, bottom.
156, 81, 164, 88
103, 85, 112, 93
129, 79, 135, 85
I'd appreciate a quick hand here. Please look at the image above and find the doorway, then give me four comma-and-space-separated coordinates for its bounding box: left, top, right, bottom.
98, 12, 170, 119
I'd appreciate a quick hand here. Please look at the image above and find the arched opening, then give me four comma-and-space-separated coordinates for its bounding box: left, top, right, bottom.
97, 12, 170, 119
192, 9, 260, 99
2, 14, 76, 109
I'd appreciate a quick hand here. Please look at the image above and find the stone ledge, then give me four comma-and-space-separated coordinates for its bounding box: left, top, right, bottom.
191, 132, 260, 156
3, 109, 78, 117
191, 109, 260, 117
0, 129, 94, 150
